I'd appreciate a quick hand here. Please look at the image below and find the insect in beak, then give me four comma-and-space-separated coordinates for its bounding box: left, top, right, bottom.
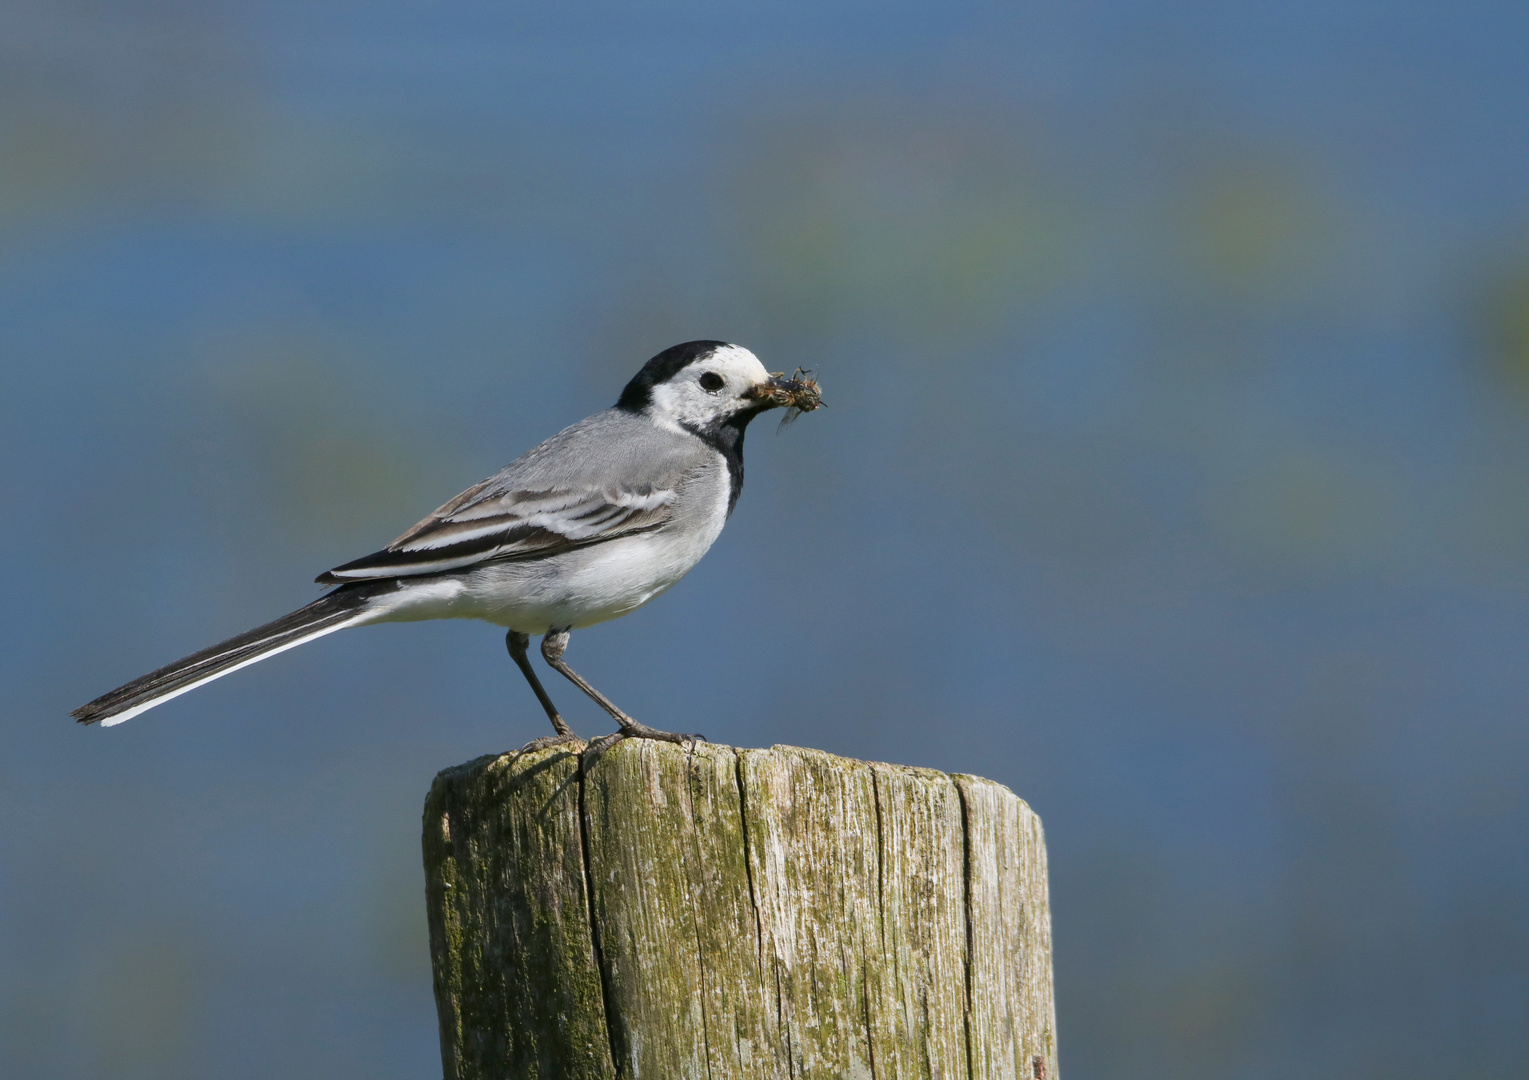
745, 369, 825, 428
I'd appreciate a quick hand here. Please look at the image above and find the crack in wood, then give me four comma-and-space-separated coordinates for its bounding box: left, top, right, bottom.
958, 780, 977, 1080
680, 751, 718, 1080
576, 752, 626, 1079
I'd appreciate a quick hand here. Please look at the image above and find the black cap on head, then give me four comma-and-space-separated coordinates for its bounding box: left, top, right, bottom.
616, 340, 729, 412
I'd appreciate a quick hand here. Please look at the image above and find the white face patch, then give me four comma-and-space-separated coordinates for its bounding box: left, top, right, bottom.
644, 344, 772, 432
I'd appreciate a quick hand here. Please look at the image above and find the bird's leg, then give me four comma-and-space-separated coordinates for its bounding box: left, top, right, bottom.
506, 630, 581, 749
540, 628, 702, 747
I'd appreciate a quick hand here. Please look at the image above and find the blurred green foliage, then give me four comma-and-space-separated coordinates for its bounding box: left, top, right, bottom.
1483, 253, 1529, 395
728, 107, 1077, 341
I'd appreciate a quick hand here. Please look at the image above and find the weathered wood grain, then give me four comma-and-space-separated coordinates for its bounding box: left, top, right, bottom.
424, 741, 1056, 1080
422, 748, 615, 1080
865, 759, 971, 1080
958, 775, 1058, 1079
581, 741, 786, 1078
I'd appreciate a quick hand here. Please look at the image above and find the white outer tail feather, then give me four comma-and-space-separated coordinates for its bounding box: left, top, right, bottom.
74, 585, 390, 727
97, 614, 369, 726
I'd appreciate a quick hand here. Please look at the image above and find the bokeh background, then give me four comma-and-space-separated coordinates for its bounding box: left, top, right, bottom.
5, 2, 1529, 1077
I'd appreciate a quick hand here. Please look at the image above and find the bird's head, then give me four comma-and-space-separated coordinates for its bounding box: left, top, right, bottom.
616, 340, 821, 434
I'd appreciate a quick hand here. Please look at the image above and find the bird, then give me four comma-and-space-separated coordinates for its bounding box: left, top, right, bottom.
72, 340, 823, 747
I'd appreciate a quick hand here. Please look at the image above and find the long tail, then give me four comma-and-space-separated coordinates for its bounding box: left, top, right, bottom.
72, 584, 386, 727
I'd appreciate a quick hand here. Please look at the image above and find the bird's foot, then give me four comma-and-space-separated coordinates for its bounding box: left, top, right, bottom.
516, 731, 585, 754
583, 721, 706, 759
622, 718, 706, 744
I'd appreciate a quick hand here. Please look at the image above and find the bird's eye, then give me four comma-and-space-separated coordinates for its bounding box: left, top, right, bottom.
698, 372, 725, 392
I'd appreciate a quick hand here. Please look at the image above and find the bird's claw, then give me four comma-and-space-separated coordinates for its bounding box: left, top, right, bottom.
581, 723, 706, 762
517, 732, 585, 754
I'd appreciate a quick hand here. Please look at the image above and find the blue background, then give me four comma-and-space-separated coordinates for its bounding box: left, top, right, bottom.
5, 2, 1529, 1076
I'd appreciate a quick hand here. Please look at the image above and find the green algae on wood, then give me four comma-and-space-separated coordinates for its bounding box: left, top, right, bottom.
423, 748, 615, 1080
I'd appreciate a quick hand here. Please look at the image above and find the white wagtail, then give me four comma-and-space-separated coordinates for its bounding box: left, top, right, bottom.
73, 341, 823, 746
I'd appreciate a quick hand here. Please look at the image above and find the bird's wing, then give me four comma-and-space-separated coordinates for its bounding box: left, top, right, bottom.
316, 480, 680, 583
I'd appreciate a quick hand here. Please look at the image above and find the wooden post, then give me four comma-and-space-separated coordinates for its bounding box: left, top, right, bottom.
423, 740, 1057, 1080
